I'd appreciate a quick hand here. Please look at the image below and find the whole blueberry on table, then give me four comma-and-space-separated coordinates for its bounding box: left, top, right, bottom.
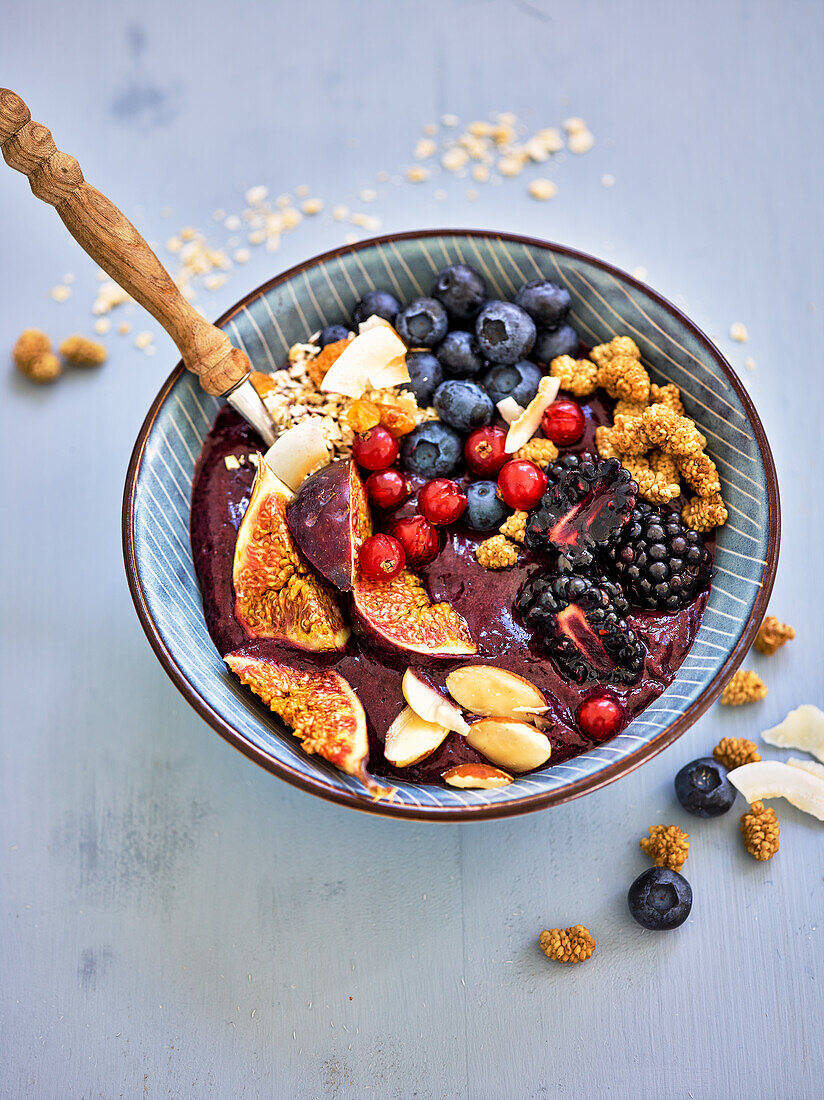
351, 289, 401, 327
465, 480, 510, 531
395, 297, 449, 348
317, 323, 351, 347
514, 280, 571, 329
402, 350, 444, 406
475, 300, 537, 364
674, 757, 737, 817
431, 262, 487, 320
533, 323, 579, 363
436, 330, 486, 378
481, 359, 543, 407
400, 421, 464, 478
627, 867, 693, 930
433, 380, 495, 433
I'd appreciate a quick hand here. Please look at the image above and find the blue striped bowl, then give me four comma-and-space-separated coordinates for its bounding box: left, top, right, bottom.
123, 231, 779, 820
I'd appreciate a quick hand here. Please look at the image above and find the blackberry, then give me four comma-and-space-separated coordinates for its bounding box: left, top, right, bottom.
524, 456, 637, 569
544, 451, 595, 486
516, 572, 645, 685
606, 502, 712, 612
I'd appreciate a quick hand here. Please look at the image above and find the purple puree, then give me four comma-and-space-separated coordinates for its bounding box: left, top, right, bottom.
190, 395, 711, 784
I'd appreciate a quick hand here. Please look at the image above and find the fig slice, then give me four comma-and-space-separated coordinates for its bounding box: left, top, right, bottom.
384, 706, 449, 768
760, 704, 824, 763
445, 665, 547, 722
225, 652, 394, 798
232, 458, 349, 650
286, 460, 366, 591
504, 375, 560, 453
442, 763, 513, 789
263, 420, 330, 492
465, 717, 552, 773
727, 760, 824, 821
402, 669, 470, 735
354, 569, 476, 657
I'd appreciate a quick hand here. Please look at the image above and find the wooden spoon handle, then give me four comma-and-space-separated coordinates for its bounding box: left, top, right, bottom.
0, 88, 248, 396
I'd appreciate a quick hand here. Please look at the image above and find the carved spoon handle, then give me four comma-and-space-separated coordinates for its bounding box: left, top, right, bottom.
0, 88, 248, 396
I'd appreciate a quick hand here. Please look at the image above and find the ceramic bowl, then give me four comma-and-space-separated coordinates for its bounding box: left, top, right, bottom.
123, 230, 779, 820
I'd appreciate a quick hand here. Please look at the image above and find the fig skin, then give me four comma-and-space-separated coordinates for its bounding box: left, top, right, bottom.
286, 460, 367, 591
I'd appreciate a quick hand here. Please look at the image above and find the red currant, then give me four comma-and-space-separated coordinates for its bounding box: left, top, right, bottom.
390, 515, 441, 566
418, 479, 468, 526
352, 426, 399, 471
497, 460, 548, 510
365, 468, 410, 510
576, 691, 626, 741
541, 398, 585, 446
358, 534, 406, 582
464, 425, 508, 476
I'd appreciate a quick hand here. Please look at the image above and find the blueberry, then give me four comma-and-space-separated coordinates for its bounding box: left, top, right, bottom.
395, 297, 449, 348
431, 263, 487, 320
317, 323, 351, 347
433, 380, 494, 433
532, 324, 579, 363
402, 351, 444, 407
400, 421, 463, 478
627, 867, 693, 931
352, 289, 401, 327
475, 300, 536, 364
465, 480, 510, 531
481, 359, 543, 407
674, 757, 737, 817
436, 330, 485, 378
514, 280, 571, 329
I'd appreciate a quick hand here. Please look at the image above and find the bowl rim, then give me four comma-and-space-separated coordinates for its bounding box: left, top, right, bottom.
123, 228, 780, 821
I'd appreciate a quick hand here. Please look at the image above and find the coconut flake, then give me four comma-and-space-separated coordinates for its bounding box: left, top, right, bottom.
497, 397, 524, 424
321, 324, 408, 397
504, 375, 560, 453
263, 419, 330, 491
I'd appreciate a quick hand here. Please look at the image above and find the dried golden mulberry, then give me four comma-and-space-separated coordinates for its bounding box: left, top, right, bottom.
13, 328, 62, 383
596, 355, 651, 404
515, 437, 559, 467
640, 825, 690, 872
499, 510, 528, 544
754, 615, 796, 656
595, 425, 621, 460
475, 534, 519, 569
610, 413, 650, 456
682, 491, 728, 532
678, 452, 721, 498
613, 398, 648, 419
720, 669, 768, 706
59, 334, 107, 367
549, 354, 598, 396
740, 801, 779, 860
649, 382, 685, 416
539, 925, 595, 963
641, 404, 705, 456
713, 737, 761, 770
589, 335, 640, 368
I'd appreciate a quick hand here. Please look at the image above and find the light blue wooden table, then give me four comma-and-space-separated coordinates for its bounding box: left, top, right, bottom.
2, 2, 822, 1097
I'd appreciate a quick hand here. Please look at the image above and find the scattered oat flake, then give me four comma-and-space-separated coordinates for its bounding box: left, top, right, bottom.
160, 206, 173, 218
63, 273, 75, 284
563, 116, 588, 133
301, 198, 323, 215
333, 204, 350, 221
498, 155, 524, 177
204, 274, 226, 291
375, 170, 390, 183
94, 318, 111, 335
118, 322, 131, 335
345, 232, 359, 244
50, 285, 71, 302
441, 114, 459, 127
244, 185, 268, 206
233, 248, 251, 264
730, 322, 748, 342
414, 138, 437, 160
632, 266, 648, 281
166, 237, 182, 253
405, 166, 429, 183
528, 178, 557, 201
213, 209, 226, 221
359, 189, 378, 203
601, 174, 615, 187
472, 164, 490, 183
135, 331, 153, 350
180, 227, 196, 241
434, 189, 447, 202
568, 130, 595, 154
295, 184, 309, 197
224, 214, 241, 232
442, 147, 469, 173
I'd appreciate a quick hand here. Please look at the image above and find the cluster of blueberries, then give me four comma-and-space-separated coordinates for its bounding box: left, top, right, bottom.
317, 262, 579, 532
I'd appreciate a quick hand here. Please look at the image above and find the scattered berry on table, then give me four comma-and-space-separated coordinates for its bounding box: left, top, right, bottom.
514, 280, 571, 329
516, 572, 646, 685
431, 262, 488, 320
576, 690, 626, 741
395, 297, 449, 348
352, 289, 401, 327
753, 614, 795, 656
402, 350, 444, 406
400, 421, 464, 478
475, 300, 537, 364
436, 329, 486, 378
317, 323, 351, 347
539, 925, 595, 963
604, 501, 712, 613
674, 757, 736, 817
533, 323, 579, 363
713, 736, 760, 771
498, 459, 548, 510
365, 468, 411, 511
465, 425, 509, 476
481, 359, 543, 407
541, 398, 585, 446
352, 425, 400, 471
720, 669, 768, 706
359, 533, 406, 581
639, 825, 689, 873
740, 801, 780, 861
418, 478, 468, 525
433, 379, 495, 433
465, 480, 511, 531
390, 515, 441, 566
627, 867, 692, 930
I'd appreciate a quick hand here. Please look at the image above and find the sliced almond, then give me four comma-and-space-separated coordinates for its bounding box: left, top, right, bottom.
504, 375, 561, 453
727, 760, 824, 821
497, 396, 524, 424
384, 705, 448, 768
761, 704, 824, 763
443, 763, 513, 789
465, 717, 551, 773
446, 665, 547, 721
402, 669, 470, 735
263, 419, 330, 491
321, 324, 408, 397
